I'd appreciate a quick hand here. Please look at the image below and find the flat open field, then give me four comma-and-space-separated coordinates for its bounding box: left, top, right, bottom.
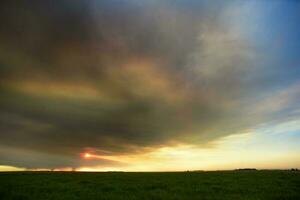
0, 170, 299, 200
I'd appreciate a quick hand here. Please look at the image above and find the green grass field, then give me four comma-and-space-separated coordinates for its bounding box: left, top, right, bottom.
0, 170, 299, 200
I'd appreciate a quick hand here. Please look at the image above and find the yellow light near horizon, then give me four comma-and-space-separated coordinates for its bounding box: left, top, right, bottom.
75, 131, 300, 172
84, 153, 91, 158
2, 130, 299, 172
0, 165, 26, 172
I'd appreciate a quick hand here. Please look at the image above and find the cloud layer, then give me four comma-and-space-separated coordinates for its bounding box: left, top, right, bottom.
0, 0, 299, 169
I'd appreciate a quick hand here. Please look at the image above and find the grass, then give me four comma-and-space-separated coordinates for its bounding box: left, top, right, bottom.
0, 170, 299, 200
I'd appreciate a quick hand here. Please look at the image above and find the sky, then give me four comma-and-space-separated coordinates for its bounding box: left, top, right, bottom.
0, 0, 300, 171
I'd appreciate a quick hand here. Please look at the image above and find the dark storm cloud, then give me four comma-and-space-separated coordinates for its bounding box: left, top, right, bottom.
0, 0, 299, 169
